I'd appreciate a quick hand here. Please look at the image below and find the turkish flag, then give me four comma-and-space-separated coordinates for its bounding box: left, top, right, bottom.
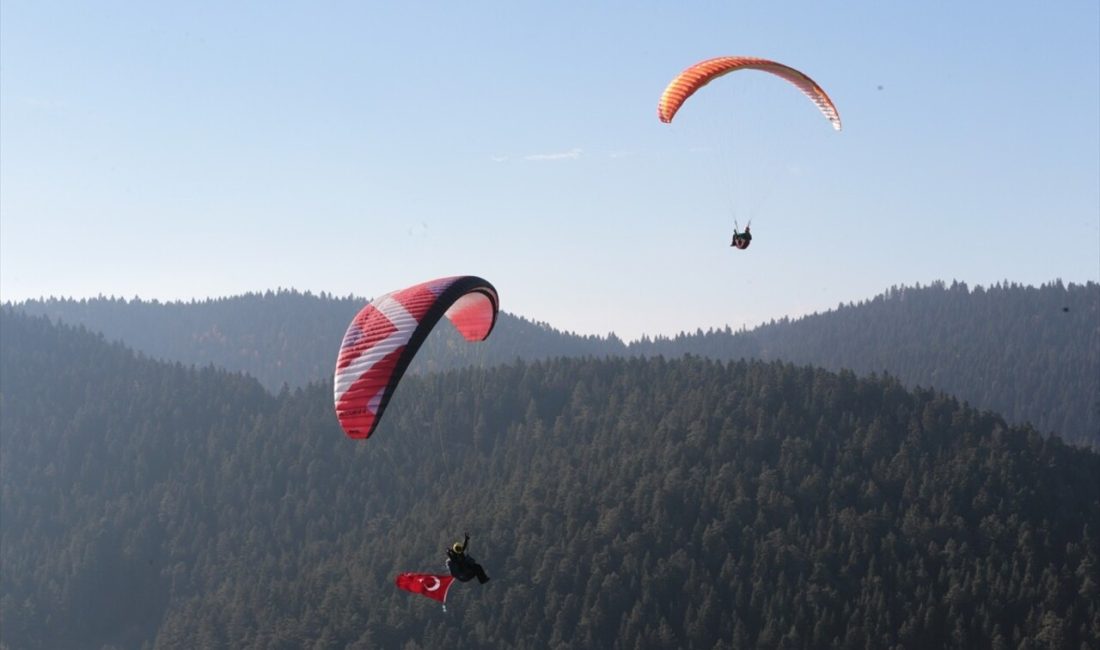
395, 573, 455, 604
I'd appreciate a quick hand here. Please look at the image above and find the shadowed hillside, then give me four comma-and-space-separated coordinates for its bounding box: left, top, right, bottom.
3, 309, 1098, 649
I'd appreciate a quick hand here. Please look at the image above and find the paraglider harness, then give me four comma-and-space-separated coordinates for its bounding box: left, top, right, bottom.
447, 533, 490, 584
731, 220, 752, 250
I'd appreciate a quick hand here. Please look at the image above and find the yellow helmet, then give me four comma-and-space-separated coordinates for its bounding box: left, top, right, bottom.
452, 542, 465, 553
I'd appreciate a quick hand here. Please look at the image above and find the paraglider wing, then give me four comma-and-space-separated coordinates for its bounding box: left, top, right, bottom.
657, 56, 841, 130
395, 573, 456, 604
333, 275, 499, 439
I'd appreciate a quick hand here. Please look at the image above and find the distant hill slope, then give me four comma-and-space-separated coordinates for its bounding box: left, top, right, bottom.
12, 280, 1098, 445
636, 281, 1099, 447
2, 309, 1098, 649
9, 290, 614, 391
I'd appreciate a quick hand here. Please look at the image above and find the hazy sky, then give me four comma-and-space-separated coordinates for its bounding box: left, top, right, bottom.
3, 1, 1097, 339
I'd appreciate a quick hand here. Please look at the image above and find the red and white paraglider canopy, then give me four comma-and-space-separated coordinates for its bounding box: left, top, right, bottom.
333, 276, 498, 439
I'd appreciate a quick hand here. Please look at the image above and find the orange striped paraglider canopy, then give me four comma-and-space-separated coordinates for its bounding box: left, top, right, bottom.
658, 56, 841, 130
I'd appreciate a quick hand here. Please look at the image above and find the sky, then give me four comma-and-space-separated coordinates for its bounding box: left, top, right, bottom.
2, 1, 1097, 340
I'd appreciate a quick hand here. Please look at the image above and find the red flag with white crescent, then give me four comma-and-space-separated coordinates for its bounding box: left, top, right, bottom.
395, 573, 455, 604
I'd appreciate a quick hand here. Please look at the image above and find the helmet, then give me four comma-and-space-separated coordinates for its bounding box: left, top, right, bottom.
452, 542, 465, 553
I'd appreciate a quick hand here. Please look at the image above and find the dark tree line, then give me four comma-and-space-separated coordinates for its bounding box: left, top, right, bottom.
12, 280, 1098, 446
2, 309, 1098, 649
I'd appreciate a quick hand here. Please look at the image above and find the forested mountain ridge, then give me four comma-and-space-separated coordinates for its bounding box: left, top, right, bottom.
3, 309, 1098, 649
12, 280, 1098, 446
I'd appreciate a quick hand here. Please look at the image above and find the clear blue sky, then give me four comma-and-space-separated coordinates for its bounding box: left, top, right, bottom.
3, 1, 1097, 339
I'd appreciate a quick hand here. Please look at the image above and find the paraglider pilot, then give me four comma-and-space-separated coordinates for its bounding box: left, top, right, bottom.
731, 222, 752, 249
447, 532, 490, 584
